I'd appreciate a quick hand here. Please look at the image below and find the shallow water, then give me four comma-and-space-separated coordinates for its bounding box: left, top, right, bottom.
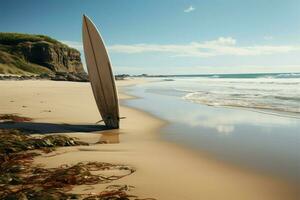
123, 78, 300, 183
155, 75, 300, 116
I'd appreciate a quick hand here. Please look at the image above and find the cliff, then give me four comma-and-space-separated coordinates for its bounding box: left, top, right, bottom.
0, 33, 85, 76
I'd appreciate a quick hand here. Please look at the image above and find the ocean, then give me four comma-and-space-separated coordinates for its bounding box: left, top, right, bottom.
149, 72, 300, 117
123, 72, 300, 183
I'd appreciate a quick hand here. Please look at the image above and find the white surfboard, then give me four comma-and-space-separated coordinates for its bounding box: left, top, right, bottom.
82, 15, 119, 129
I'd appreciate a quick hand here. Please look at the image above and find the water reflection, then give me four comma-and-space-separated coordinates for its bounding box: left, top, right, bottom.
123, 82, 300, 183
98, 132, 120, 144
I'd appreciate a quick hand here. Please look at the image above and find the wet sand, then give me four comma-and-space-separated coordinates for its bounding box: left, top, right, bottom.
0, 79, 299, 200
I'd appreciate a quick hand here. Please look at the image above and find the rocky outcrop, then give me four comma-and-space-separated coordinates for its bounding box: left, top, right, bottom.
0, 72, 89, 82
0, 33, 86, 79
16, 41, 84, 73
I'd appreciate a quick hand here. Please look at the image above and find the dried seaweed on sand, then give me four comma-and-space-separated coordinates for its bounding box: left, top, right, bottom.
0, 114, 32, 123
0, 128, 155, 200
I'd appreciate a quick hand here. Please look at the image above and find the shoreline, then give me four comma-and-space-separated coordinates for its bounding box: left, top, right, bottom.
123, 78, 300, 184
0, 79, 299, 199
120, 81, 300, 185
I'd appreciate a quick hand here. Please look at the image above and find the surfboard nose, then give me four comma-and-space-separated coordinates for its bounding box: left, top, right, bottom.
82, 15, 96, 31
82, 14, 92, 25
82, 14, 86, 20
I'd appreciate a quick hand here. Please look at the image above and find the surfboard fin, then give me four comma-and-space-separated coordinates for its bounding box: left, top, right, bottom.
96, 117, 126, 124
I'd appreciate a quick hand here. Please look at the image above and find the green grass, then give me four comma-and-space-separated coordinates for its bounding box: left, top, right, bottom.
0, 32, 79, 75
0, 32, 63, 46
0, 49, 52, 75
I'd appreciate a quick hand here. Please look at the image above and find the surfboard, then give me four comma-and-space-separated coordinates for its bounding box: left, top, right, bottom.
82, 15, 119, 129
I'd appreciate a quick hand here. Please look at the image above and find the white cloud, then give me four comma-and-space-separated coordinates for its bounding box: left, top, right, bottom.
58, 39, 300, 75
184, 5, 195, 13
108, 37, 300, 57
61, 37, 300, 58
205, 37, 236, 45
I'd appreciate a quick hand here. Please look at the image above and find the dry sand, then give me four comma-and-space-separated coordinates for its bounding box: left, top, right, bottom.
0, 79, 299, 200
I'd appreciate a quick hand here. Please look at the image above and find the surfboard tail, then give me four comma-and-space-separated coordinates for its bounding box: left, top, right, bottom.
104, 118, 119, 129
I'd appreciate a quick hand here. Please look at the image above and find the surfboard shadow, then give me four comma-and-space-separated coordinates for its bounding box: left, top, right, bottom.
0, 122, 108, 134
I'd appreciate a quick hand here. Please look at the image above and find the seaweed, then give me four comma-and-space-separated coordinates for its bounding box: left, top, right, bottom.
0, 129, 88, 156
0, 128, 155, 200
29, 161, 135, 188
1, 184, 151, 200
0, 128, 90, 189
0, 161, 136, 199
0, 114, 32, 122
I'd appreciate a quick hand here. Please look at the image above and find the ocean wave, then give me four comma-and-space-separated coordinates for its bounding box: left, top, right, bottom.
148, 74, 300, 116
172, 73, 300, 79
182, 91, 300, 115
271, 73, 300, 79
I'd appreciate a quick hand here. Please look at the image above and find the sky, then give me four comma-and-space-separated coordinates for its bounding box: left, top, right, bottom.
1, 0, 300, 75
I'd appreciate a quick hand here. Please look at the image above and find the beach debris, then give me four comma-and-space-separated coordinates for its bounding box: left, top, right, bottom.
0, 114, 32, 123
36, 161, 135, 188
0, 128, 154, 200
0, 129, 90, 188
0, 151, 139, 199
0, 129, 88, 155
0, 184, 149, 200
80, 185, 137, 200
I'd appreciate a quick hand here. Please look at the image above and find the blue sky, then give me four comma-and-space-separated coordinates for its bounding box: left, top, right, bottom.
1, 0, 300, 74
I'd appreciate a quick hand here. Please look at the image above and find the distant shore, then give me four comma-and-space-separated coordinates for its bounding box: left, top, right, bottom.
0, 73, 131, 82
0, 79, 299, 200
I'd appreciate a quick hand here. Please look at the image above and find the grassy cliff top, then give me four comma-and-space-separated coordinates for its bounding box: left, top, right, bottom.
0, 32, 82, 75
0, 32, 65, 46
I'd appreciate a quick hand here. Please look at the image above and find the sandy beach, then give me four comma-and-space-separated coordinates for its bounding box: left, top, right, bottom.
0, 79, 299, 200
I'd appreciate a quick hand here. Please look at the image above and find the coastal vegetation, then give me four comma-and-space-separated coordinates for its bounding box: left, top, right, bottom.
0, 33, 65, 46
0, 32, 84, 76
